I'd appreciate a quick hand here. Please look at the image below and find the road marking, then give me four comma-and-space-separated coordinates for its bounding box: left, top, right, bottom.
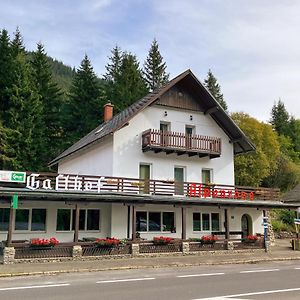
192, 287, 300, 299
239, 268, 279, 274
96, 277, 155, 283
295, 267, 300, 270
177, 273, 225, 278
0, 283, 70, 292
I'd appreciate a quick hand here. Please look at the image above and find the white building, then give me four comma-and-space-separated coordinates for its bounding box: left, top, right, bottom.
0, 70, 296, 244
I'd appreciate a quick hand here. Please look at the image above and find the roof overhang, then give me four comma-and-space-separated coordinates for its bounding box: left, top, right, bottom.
0, 188, 298, 210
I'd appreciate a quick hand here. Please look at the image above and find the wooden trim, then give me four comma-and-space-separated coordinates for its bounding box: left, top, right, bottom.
7, 207, 15, 247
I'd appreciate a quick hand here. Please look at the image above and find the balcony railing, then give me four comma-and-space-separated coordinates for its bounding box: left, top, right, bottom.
22, 172, 281, 202
142, 129, 221, 158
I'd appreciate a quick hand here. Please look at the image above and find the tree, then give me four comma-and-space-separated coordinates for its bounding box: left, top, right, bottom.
30, 42, 64, 166
143, 39, 169, 91
104, 49, 148, 114
204, 70, 228, 111
270, 99, 290, 136
231, 112, 280, 186
64, 54, 105, 146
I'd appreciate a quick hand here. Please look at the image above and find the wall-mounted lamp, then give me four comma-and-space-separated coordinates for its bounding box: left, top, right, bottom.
164, 111, 168, 117
190, 115, 193, 121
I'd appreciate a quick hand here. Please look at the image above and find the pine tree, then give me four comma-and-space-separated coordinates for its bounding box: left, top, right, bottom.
64, 54, 105, 146
30, 42, 64, 167
270, 99, 290, 136
113, 52, 148, 112
204, 69, 228, 111
143, 39, 169, 91
104, 45, 122, 82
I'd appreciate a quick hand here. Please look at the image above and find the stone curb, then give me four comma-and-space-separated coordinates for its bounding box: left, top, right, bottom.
0, 256, 300, 278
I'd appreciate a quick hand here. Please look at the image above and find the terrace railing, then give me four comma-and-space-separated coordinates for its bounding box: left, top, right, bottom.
23, 172, 281, 201
142, 129, 221, 158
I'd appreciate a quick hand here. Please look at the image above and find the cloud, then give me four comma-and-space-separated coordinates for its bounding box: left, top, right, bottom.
0, 0, 299, 120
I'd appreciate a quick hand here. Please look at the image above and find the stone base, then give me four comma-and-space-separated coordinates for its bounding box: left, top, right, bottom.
3, 247, 15, 265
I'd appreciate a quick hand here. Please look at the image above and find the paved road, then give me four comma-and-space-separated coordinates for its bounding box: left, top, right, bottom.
0, 261, 300, 299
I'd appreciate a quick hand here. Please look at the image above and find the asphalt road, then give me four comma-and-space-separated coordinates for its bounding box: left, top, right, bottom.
0, 261, 300, 300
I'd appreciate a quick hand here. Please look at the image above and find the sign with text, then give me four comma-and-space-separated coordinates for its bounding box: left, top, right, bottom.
0, 171, 26, 183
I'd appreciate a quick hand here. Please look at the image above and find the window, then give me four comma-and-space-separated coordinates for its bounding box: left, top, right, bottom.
0, 208, 9, 231
193, 212, 201, 231
56, 209, 71, 231
149, 212, 161, 232
202, 169, 212, 184
136, 211, 175, 232
139, 164, 151, 194
202, 213, 210, 231
15, 209, 29, 230
211, 213, 220, 231
87, 209, 100, 230
71, 209, 100, 231
31, 209, 46, 231
136, 211, 147, 231
185, 126, 195, 149
174, 167, 185, 195
163, 212, 175, 232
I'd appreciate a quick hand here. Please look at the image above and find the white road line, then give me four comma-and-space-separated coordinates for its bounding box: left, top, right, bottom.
192, 287, 300, 299
177, 273, 225, 278
96, 277, 155, 284
0, 283, 70, 292
295, 267, 300, 270
239, 268, 279, 274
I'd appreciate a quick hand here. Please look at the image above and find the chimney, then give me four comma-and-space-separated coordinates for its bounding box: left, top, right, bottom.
103, 102, 114, 122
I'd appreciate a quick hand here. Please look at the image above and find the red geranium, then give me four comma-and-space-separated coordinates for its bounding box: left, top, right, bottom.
201, 235, 218, 243
153, 236, 174, 245
95, 237, 120, 247
246, 235, 258, 241
30, 237, 59, 247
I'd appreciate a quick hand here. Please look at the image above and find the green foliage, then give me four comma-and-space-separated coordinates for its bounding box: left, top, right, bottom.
204, 69, 228, 111
104, 49, 148, 114
143, 39, 169, 91
63, 54, 105, 147
271, 209, 296, 233
232, 112, 280, 186
271, 219, 290, 232
270, 99, 290, 136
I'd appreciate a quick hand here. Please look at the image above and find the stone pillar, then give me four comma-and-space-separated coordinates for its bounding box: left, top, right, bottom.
72, 245, 82, 259
182, 242, 189, 254
131, 243, 139, 257
3, 247, 15, 264
226, 241, 234, 251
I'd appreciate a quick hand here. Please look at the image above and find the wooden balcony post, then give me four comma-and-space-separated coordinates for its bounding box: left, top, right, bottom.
132, 205, 136, 241
224, 209, 230, 240
6, 207, 15, 247
73, 204, 80, 243
181, 207, 187, 240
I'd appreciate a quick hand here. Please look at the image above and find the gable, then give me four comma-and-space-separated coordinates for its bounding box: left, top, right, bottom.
156, 85, 205, 112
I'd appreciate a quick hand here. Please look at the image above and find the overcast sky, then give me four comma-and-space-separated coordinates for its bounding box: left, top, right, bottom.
1, 0, 300, 121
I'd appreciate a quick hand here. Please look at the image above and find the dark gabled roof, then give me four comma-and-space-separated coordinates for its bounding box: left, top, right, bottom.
281, 184, 300, 203
49, 69, 255, 166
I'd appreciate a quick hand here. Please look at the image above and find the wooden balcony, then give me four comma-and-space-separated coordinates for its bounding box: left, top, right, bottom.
142, 129, 221, 158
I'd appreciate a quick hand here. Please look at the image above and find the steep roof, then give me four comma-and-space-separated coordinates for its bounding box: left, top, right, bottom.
281, 184, 300, 203
49, 69, 255, 166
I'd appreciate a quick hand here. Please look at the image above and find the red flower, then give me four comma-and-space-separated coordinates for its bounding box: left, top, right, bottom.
246, 235, 258, 241
201, 235, 218, 242
95, 237, 120, 246
153, 236, 174, 245
30, 237, 59, 247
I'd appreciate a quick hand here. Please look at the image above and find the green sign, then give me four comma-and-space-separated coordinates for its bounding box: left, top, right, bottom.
0, 171, 26, 183
12, 194, 18, 209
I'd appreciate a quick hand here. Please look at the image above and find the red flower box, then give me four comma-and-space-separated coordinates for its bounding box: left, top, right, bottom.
95, 238, 120, 247
30, 237, 59, 248
153, 236, 174, 245
200, 235, 218, 244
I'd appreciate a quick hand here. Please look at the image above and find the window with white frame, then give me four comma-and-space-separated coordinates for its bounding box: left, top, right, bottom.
136, 211, 175, 232
193, 212, 220, 232
56, 208, 100, 232
13, 208, 47, 231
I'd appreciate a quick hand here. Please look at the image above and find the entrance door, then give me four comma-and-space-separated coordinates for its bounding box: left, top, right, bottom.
160, 123, 169, 147
174, 167, 184, 195
139, 164, 150, 194
185, 126, 194, 149
241, 214, 252, 238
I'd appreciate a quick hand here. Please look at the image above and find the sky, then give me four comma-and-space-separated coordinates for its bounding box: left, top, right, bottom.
1, 0, 300, 121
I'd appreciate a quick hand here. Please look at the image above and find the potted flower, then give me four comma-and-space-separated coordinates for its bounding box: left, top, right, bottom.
200, 235, 218, 245
95, 237, 120, 247
30, 237, 59, 248
153, 236, 174, 245
243, 235, 258, 243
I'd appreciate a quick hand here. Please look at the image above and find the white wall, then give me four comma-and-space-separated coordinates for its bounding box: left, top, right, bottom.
58, 137, 113, 176
113, 105, 235, 184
